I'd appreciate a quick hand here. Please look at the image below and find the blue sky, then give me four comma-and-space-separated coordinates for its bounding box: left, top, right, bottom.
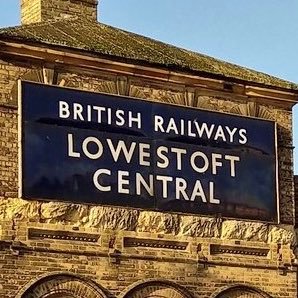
1, 0, 298, 172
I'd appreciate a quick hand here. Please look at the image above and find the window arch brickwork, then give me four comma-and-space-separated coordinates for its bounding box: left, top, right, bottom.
213, 285, 271, 298
17, 273, 107, 298
120, 280, 193, 298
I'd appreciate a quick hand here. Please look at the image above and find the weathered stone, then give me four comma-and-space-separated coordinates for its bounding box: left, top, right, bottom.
86, 206, 139, 230
268, 225, 296, 245
180, 216, 221, 238
230, 102, 274, 119
40, 202, 88, 224
4, 198, 40, 220
40, 202, 70, 221
0, 198, 7, 220
136, 211, 180, 234
221, 220, 269, 242
294, 229, 298, 257
129, 84, 184, 104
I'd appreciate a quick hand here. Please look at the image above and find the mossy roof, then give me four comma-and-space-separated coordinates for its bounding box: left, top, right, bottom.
0, 17, 297, 91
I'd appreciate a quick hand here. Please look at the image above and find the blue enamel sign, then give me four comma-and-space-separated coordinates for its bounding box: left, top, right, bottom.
19, 81, 278, 221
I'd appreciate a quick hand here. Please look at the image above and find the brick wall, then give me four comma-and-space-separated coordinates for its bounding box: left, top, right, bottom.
0, 219, 296, 298
0, 106, 18, 198
0, 57, 297, 297
21, 0, 41, 25
21, 0, 98, 24
294, 176, 298, 227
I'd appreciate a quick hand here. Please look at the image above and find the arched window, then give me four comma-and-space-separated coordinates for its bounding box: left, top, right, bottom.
120, 280, 193, 298
18, 274, 107, 298
42, 294, 74, 298
214, 286, 271, 298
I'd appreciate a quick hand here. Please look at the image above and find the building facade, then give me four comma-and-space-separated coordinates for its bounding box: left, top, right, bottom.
0, 1, 298, 297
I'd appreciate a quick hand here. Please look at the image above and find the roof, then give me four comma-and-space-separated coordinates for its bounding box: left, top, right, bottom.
0, 17, 297, 91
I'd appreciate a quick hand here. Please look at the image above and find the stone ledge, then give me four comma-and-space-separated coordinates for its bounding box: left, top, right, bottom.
28, 228, 100, 243
210, 244, 270, 257
123, 237, 188, 250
